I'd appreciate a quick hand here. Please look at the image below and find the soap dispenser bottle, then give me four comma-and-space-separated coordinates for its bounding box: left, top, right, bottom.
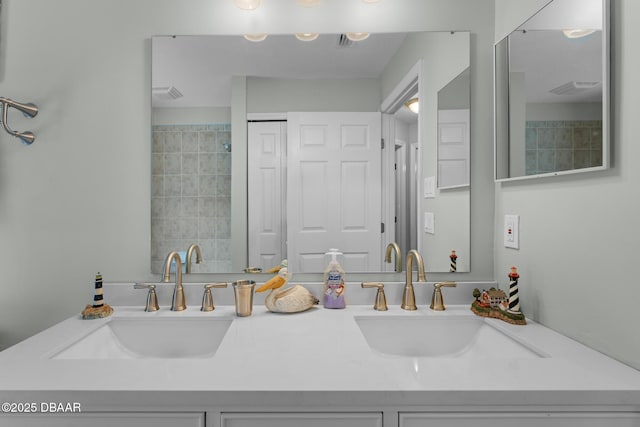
323, 248, 346, 309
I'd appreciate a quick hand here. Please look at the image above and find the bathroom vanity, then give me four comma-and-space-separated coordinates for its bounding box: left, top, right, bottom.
0, 283, 639, 427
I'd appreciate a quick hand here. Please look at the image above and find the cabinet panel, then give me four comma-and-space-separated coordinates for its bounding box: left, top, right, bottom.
400, 412, 640, 427
222, 412, 382, 427
0, 412, 204, 427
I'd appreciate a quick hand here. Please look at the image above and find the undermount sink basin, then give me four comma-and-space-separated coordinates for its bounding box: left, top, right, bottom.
355, 314, 545, 359
52, 317, 232, 359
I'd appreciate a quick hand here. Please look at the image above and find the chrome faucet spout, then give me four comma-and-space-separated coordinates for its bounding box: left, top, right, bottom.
162, 251, 186, 311
401, 249, 426, 310
384, 242, 402, 272
186, 243, 203, 274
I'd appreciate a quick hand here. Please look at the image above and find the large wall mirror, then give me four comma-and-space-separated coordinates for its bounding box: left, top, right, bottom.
495, 0, 610, 181
151, 32, 470, 274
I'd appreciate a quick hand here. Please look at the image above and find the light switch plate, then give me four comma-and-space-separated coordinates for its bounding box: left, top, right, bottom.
424, 212, 435, 234
504, 214, 519, 249
423, 176, 436, 198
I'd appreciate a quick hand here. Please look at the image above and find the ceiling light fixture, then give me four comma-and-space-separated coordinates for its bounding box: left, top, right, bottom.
346, 32, 370, 42
296, 0, 321, 6
234, 0, 261, 10
405, 98, 419, 114
243, 33, 268, 42
562, 29, 596, 39
295, 33, 319, 41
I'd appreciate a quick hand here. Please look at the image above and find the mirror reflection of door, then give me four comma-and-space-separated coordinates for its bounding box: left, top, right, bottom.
247, 120, 287, 270
248, 112, 383, 273
381, 59, 422, 262
392, 110, 419, 259
437, 109, 470, 188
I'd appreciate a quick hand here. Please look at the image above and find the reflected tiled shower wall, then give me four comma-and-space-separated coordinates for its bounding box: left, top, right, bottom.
525, 120, 602, 175
151, 124, 232, 273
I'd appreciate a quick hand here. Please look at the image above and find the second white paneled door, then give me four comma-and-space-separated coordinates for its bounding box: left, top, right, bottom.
247, 121, 287, 271
437, 108, 470, 188
287, 112, 382, 273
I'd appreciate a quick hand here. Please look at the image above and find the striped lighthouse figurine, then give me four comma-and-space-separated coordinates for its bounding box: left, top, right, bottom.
81, 272, 114, 319
449, 250, 458, 272
507, 266, 522, 315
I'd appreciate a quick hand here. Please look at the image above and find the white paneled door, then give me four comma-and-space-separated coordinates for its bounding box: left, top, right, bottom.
247, 121, 287, 271
287, 112, 382, 273
437, 108, 470, 188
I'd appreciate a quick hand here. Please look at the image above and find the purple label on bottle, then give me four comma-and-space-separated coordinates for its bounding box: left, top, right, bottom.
324, 283, 345, 309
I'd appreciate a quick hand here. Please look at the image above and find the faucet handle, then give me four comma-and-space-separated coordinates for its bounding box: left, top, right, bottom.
361, 282, 388, 311
201, 283, 228, 312
434, 281, 457, 289
430, 281, 457, 311
134, 283, 160, 312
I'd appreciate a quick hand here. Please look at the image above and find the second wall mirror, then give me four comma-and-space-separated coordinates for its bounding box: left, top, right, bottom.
495, 0, 610, 181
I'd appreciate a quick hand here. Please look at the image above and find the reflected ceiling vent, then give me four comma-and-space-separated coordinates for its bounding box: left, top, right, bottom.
152, 86, 183, 100
337, 34, 355, 48
549, 81, 600, 95
337, 33, 370, 47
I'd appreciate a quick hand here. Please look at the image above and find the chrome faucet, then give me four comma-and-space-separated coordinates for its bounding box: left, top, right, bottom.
401, 249, 426, 310
162, 251, 186, 311
186, 243, 203, 274
384, 242, 402, 272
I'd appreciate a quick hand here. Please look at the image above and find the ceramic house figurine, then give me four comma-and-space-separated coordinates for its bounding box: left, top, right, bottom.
470, 266, 525, 325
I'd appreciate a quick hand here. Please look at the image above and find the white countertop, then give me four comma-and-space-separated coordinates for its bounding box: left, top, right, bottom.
1, 302, 639, 398
1, 280, 639, 413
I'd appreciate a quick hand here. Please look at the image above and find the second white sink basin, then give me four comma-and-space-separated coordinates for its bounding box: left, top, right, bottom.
355, 314, 545, 359
52, 317, 232, 359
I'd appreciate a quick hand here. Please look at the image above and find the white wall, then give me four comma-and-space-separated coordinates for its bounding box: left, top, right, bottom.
494, 0, 640, 370
0, 0, 495, 350
246, 78, 381, 113
509, 72, 527, 176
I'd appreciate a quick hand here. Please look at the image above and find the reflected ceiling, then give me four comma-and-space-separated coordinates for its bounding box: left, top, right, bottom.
152, 33, 407, 108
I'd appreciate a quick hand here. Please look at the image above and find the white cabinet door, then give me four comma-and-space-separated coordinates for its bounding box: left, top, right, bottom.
0, 412, 204, 427
221, 412, 382, 427
287, 112, 383, 273
400, 412, 640, 427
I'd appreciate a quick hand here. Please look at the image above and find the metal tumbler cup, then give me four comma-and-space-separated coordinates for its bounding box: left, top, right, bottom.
232, 280, 256, 317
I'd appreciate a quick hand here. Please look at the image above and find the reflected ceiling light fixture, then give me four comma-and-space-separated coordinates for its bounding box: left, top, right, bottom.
296, 0, 321, 6
243, 33, 268, 42
549, 81, 600, 95
234, 0, 261, 10
362, 0, 380, 3
405, 98, 419, 114
295, 32, 319, 41
152, 86, 183, 100
562, 29, 596, 39
346, 32, 370, 42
